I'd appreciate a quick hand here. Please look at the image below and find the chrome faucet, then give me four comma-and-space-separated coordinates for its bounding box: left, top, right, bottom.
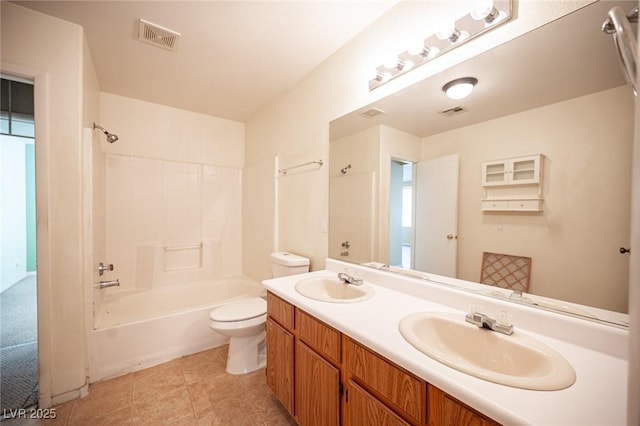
465, 307, 514, 335
337, 272, 364, 286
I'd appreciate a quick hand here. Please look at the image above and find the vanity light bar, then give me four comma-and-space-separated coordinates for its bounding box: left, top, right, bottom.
369, 0, 513, 91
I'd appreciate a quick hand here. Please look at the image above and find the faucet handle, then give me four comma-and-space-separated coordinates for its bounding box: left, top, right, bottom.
497, 310, 512, 327
467, 304, 482, 315
98, 262, 114, 276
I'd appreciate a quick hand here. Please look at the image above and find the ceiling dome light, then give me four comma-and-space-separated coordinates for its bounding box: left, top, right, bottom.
442, 77, 478, 99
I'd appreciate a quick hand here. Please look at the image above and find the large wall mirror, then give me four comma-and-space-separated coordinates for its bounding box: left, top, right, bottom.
329, 0, 636, 327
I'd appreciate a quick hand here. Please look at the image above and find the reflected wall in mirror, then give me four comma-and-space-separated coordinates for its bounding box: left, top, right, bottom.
329, 0, 636, 324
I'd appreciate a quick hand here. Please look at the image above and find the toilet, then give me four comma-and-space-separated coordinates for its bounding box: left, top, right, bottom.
209, 252, 310, 374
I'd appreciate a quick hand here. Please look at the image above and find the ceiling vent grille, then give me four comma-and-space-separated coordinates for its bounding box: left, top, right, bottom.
439, 105, 467, 116
360, 107, 386, 118
137, 19, 181, 51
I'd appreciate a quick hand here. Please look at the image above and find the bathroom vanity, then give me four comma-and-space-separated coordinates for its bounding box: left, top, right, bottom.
263, 259, 628, 425
267, 292, 495, 425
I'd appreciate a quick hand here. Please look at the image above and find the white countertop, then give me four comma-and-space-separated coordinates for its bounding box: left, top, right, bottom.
262, 261, 628, 426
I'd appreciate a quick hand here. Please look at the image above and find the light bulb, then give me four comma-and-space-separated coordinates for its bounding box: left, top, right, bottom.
471, 0, 495, 21
407, 40, 427, 57
402, 59, 415, 71
471, 0, 505, 25
436, 21, 458, 41
384, 55, 401, 70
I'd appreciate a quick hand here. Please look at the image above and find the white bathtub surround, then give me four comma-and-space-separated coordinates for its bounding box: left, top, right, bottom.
104, 155, 242, 293
134, 240, 225, 290
90, 277, 262, 382
263, 259, 628, 425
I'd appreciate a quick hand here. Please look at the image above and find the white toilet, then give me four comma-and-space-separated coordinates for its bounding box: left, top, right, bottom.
209, 252, 309, 374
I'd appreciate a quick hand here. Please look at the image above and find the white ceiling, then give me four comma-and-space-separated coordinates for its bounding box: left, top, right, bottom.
14, 0, 397, 122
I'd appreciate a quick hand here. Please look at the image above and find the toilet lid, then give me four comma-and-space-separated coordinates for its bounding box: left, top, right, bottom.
210, 297, 267, 322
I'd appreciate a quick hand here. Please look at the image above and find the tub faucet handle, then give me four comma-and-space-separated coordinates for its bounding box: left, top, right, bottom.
98, 262, 114, 276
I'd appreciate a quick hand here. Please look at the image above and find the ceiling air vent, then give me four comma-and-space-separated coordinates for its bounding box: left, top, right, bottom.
439, 105, 467, 116
360, 107, 386, 118
137, 19, 181, 51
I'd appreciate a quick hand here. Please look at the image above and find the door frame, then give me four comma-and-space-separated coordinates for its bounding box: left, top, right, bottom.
2, 62, 53, 408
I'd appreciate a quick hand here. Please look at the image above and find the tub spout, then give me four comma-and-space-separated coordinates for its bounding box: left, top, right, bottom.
99, 279, 120, 289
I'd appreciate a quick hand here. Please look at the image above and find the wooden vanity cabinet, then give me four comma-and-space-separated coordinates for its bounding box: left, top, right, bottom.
266, 292, 342, 425
265, 291, 500, 426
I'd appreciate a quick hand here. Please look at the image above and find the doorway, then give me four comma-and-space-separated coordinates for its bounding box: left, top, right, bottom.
389, 159, 414, 268
0, 76, 38, 413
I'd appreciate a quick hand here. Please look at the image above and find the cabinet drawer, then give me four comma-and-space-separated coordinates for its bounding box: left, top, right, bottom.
481, 199, 542, 211
346, 338, 426, 424
481, 200, 509, 211
509, 199, 541, 211
297, 310, 341, 365
267, 291, 294, 331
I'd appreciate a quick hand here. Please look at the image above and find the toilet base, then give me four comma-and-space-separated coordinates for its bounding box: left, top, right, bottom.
226, 329, 266, 375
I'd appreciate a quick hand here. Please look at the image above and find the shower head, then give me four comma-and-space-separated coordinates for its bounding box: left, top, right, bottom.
105, 133, 119, 143
93, 123, 119, 143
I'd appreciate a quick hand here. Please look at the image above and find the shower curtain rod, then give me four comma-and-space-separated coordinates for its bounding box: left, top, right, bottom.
278, 159, 324, 175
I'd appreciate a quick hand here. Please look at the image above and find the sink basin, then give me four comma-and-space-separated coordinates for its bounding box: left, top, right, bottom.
295, 276, 374, 303
398, 312, 576, 390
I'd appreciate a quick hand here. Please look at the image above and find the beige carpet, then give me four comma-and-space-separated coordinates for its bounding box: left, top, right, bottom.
1, 275, 38, 413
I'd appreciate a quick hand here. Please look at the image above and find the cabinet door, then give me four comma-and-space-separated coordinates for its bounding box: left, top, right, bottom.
346, 379, 410, 426
428, 385, 499, 426
296, 341, 340, 426
266, 318, 294, 415
510, 155, 541, 185
481, 160, 508, 186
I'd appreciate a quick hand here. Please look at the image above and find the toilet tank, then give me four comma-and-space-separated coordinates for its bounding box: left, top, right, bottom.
271, 252, 310, 278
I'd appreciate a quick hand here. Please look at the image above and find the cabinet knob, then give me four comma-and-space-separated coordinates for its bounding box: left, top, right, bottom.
446, 234, 457, 240
620, 247, 631, 254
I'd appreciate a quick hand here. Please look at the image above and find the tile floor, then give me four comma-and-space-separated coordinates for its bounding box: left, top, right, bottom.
2, 345, 297, 426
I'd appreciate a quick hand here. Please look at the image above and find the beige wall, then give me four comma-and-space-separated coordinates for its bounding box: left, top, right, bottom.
420, 86, 633, 312
242, 1, 592, 282
1, 2, 91, 404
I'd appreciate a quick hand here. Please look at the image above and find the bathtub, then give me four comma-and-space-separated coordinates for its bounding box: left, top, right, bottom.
89, 277, 263, 382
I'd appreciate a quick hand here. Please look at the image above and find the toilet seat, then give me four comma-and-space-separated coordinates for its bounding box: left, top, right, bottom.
210, 297, 266, 322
